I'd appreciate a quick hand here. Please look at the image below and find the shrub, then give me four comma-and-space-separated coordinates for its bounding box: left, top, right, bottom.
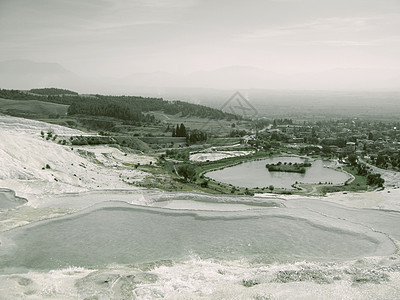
200, 180, 209, 188
177, 164, 196, 182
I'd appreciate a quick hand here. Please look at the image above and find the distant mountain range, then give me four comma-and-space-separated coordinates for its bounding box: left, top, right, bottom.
0, 60, 81, 90
1, 59, 399, 93
122, 66, 400, 90
121, 66, 285, 89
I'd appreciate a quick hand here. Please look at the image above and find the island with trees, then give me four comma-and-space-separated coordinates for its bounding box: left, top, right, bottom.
266, 162, 312, 173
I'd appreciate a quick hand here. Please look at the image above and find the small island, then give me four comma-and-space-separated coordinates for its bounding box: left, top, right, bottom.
266, 161, 312, 173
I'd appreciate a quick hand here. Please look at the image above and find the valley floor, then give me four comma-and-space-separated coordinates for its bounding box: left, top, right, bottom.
1, 115, 400, 299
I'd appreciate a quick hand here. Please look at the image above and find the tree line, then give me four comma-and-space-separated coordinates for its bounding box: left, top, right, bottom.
68, 100, 156, 124
29, 88, 78, 96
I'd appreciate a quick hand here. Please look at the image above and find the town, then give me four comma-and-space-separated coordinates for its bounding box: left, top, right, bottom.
249, 118, 400, 171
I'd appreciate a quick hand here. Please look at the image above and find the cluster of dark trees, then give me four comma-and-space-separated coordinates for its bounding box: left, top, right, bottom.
272, 118, 294, 126
321, 138, 348, 148
229, 129, 248, 137
299, 145, 323, 155
370, 153, 400, 170
171, 123, 207, 144
366, 173, 384, 187
349, 157, 385, 187
355, 163, 369, 176
0, 89, 44, 100
68, 100, 156, 124
266, 162, 311, 174
247, 138, 279, 150
0, 89, 86, 105
348, 153, 358, 166
80, 95, 239, 121
187, 129, 207, 144
69, 135, 117, 146
29, 88, 78, 96
177, 164, 196, 182
172, 124, 187, 137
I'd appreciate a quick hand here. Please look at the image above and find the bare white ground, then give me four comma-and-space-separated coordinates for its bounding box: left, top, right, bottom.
190, 151, 254, 162
0, 117, 154, 201
0, 115, 91, 136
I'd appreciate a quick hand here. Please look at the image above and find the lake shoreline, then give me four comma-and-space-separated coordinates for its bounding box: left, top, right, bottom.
204, 155, 353, 195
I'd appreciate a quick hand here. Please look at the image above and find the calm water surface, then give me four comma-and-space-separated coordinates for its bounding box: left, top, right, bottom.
206, 156, 351, 189
0, 204, 382, 273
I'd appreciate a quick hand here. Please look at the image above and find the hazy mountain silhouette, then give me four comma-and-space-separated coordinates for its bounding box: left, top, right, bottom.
1, 60, 399, 93
122, 66, 400, 90
123, 66, 284, 89
287, 68, 400, 90
186, 66, 284, 89
0, 59, 81, 90
123, 71, 183, 88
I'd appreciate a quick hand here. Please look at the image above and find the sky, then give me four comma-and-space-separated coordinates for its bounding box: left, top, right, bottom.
1, 0, 400, 82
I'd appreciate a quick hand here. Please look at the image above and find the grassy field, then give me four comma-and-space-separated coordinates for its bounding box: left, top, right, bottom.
315, 165, 369, 195
343, 166, 368, 186
0, 98, 68, 118
149, 111, 250, 136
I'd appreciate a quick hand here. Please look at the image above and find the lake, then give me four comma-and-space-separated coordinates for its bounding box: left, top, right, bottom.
206, 156, 351, 189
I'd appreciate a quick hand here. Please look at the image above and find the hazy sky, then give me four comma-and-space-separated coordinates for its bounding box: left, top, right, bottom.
1, 0, 400, 78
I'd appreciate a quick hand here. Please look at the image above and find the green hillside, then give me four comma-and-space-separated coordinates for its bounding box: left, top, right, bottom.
0, 98, 68, 118
0, 89, 241, 121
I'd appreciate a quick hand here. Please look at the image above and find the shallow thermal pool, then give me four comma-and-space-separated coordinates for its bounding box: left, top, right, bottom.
0, 192, 400, 299
0, 201, 394, 274
0, 188, 27, 209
